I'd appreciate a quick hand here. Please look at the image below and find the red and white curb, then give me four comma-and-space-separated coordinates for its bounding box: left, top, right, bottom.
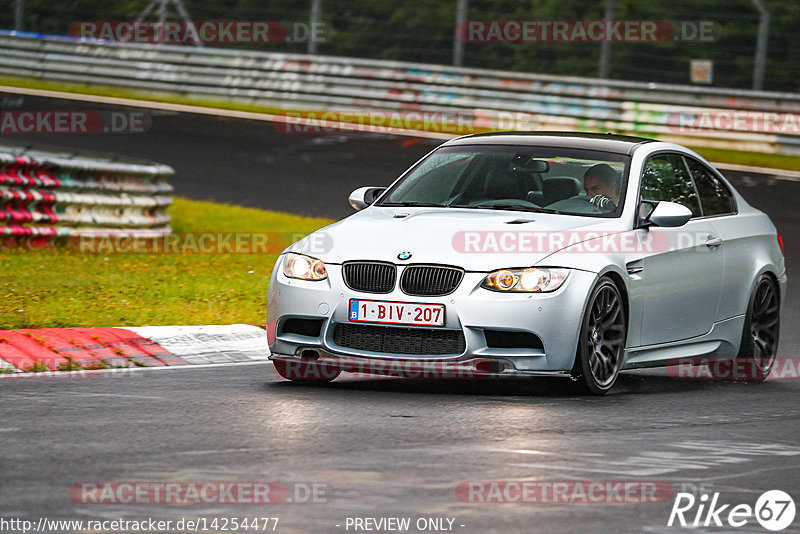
126, 325, 270, 365
0, 324, 270, 372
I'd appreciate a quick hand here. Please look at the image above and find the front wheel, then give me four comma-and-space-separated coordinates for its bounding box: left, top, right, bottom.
571, 278, 627, 395
734, 274, 780, 381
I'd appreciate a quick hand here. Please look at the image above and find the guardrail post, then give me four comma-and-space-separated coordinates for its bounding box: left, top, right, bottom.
453, 0, 468, 67
598, 0, 614, 79
308, 0, 322, 54
751, 0, 770, 91
14, 0, 24, 31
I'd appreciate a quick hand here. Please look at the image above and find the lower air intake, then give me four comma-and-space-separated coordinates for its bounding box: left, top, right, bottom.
333, 323, 465, 356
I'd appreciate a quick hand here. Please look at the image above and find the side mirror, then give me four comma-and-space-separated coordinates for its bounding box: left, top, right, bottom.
646, 201, 692, 228
348, 186, 386, 211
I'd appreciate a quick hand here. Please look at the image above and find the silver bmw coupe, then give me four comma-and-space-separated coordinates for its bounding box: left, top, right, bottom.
267, 133, 786, 394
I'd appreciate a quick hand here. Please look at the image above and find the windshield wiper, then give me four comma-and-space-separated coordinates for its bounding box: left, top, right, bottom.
380, 201, 445, 207
451, 203, 561, 214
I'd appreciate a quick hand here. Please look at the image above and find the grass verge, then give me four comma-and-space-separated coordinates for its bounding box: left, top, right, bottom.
0, 197, 332, 329
2, 76, 799, 171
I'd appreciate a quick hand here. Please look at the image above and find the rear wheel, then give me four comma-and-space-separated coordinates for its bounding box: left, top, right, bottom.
733, 274, 780, 381
571, 278, 627, 395
273, 359, 341, 382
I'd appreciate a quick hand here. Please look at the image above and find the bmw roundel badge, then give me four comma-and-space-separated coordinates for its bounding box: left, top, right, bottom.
397, 251, 412, 260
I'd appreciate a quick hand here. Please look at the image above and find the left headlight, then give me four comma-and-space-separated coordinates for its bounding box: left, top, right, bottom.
283, 253, 328, 281
482, 267, 570, 293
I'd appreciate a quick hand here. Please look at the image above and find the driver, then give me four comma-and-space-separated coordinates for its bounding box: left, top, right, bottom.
583, 164, 620, 210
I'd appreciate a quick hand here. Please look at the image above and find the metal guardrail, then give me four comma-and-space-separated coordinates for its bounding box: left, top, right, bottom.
0, 142, 173, 239
0, 30, 799, 155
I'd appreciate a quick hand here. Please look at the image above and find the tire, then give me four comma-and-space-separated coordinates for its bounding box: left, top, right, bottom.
733, 274, 780, 381
571, 278, 628, 395
273, 359, 341, 382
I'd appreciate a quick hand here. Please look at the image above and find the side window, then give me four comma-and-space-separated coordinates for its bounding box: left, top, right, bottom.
640, 153, 702, 217
684, 157, 736, 216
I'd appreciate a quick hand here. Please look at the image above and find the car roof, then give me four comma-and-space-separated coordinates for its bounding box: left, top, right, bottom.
442, 131, 656, 155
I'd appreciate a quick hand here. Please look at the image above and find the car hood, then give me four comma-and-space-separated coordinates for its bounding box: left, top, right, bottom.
290, 207, 629, 272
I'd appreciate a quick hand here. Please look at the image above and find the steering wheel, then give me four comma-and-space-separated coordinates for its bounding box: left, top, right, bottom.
546, 195, 604, 213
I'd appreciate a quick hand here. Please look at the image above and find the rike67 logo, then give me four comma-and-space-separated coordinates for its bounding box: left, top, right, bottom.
668, 490, 796, 531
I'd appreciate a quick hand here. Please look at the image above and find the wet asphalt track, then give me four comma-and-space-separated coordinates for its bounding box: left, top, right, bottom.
1, 91, 799, 533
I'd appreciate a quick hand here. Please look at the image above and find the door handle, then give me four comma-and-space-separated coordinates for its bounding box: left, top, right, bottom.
706, 236, 724, 248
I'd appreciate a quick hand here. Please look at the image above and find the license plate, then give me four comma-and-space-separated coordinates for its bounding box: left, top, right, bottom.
349, 299, 445, 327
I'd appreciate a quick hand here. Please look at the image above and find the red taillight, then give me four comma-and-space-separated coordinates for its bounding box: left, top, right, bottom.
777, 233, 784, 253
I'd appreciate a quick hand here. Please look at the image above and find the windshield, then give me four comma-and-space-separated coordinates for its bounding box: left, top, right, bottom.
378, 145, 631, 217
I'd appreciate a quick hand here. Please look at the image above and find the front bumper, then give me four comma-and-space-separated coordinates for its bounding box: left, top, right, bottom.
266, 257, 599, 374
270, 349, 573, 379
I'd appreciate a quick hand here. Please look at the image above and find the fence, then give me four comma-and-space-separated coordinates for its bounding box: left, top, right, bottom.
0, 30, 799, 156
0, 142, 173, 240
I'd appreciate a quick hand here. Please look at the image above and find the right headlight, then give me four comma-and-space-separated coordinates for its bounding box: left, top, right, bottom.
482, 267, 570, 293
283, 253, 328, 281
